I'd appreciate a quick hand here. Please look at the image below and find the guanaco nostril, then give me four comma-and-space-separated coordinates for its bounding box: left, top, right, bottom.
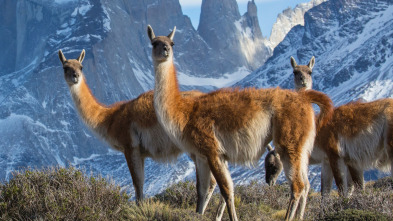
72, 73, 78, 83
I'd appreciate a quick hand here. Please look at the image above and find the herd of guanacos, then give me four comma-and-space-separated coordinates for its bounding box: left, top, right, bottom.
57, 25, 392, 221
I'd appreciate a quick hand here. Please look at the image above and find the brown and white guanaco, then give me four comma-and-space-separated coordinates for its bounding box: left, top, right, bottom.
58, 49, 218, 214
148, 25, 334, 221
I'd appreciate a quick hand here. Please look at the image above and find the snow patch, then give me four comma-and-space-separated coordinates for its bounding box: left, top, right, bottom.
359, 80, 393, 101
131, 60, 153, 91
78, 2, 93, 16
54, 0, 76, 4
60, 120, 70, 127
42, 100, 47, 109
55, 154, 65, 167
72, 153, 105, 165
102, 5, 111, 32
56, 27, 72, 36
178, 67, 251, 88
0, 114, 57, 134
70, 1, 93, 17
65, 35, 91, 43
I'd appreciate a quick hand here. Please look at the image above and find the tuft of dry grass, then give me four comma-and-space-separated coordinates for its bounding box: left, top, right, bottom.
154, 180, 198, 209
306, 177, 393, 220
0, 166, 131, 220
125, 199, 209, 221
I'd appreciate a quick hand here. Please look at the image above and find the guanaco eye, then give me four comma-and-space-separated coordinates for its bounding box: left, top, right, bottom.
171, 42, 174, 46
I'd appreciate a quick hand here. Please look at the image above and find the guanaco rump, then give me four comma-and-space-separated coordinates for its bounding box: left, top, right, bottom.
315, 99, 393, 195
58, 49, 219, 214
265, 57, 318, 188
147, 25, 334, 221
266, 56, 393, 197
265, 56, 342, 195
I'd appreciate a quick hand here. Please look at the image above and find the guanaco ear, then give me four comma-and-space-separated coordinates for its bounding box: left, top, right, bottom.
147, 25, 155, 42
307, 56, 315, 70
58, 49, 66, 64
77, 49, 85, 63
167, 26, 176, 41
290, 56, 297, 69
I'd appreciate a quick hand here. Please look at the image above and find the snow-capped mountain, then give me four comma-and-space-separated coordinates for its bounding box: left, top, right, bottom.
235, 0, 393, 188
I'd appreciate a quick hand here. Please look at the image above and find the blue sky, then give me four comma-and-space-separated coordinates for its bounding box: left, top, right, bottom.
180, 0, 310, 37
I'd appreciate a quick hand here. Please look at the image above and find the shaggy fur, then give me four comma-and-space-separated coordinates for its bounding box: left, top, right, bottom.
316, 99, 393, 194
58, 50, 217, 214
148, 25, 334, 221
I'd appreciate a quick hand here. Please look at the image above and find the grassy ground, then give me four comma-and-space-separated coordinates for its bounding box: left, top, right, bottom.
0, 167, 392, 220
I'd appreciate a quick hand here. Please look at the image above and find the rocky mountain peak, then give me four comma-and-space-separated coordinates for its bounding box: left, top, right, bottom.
241, 0, 262, 39
268, 0, 326, 50
198, 0, 241, 50
197, 0, 270, 70
247, 0, 257, 17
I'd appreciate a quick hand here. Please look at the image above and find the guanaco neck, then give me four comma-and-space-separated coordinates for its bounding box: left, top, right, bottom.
69, 75, 113, 133
153, 57, 189, 131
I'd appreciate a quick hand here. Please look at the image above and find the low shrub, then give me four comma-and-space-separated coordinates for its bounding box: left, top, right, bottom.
154, 180, 198, 209
323, 209, 390, 221
0, 166, 130, 220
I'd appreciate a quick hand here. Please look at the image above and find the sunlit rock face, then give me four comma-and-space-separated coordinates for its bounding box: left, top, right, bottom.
268, 0, 326, 50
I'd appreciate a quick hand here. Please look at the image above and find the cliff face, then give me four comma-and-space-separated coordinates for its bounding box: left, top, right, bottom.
267, 0, 326, 50
198, 0, 271, 70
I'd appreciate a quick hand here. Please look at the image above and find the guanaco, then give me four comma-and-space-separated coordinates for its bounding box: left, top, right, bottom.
148, 25, 333, 221
58, 49, 217, 214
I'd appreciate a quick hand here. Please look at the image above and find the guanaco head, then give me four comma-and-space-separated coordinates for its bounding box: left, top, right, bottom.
147, 25, 176, 63
290, 56, 315, 91
58, 49, 85, 86
264, 144, 283, 186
